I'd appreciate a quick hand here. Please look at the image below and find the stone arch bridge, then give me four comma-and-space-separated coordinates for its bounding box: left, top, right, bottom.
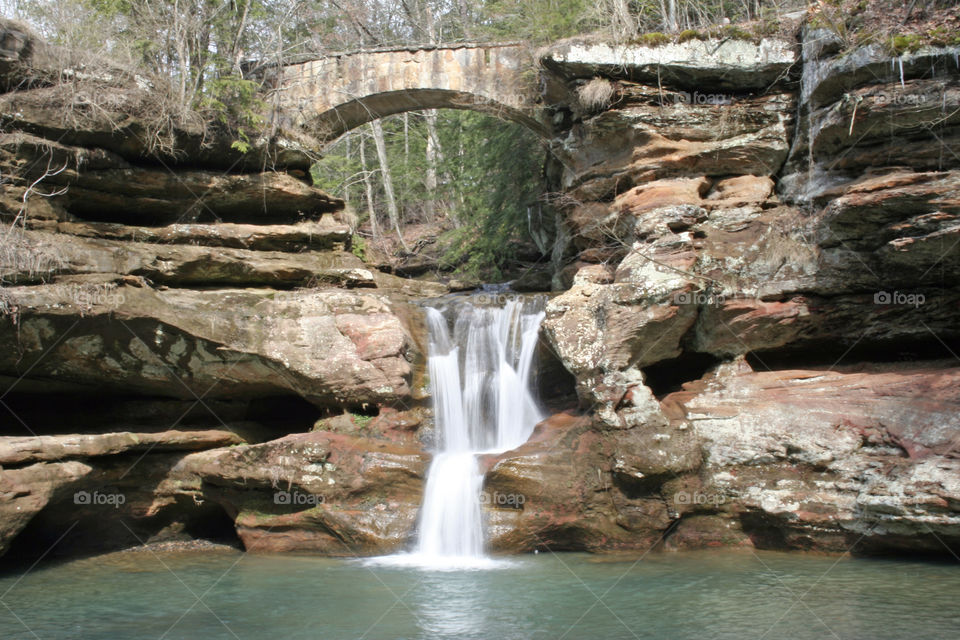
257, 43, 549, 143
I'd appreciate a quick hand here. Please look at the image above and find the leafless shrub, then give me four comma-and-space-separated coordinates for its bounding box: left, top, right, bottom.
34, 59, 208, 159
589, 0, 638, 42
540, 191, 584, 211
1, 14, 209, 159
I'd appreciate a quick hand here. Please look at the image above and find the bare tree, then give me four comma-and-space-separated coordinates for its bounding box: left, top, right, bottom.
358, 130, 381, 241
370, 119, 408, 251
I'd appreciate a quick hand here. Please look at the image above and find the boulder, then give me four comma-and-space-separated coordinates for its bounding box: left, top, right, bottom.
667, 361, 960, 554
164, 431, 429, 554
555, 88, 793, 201
0, 460, 90, 555
482, 410, 698, 553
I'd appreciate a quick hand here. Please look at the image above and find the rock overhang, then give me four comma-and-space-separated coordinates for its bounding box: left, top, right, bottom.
540, 38, 799, 91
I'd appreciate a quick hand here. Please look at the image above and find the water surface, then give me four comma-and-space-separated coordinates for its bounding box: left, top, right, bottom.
0, 549, 957, 639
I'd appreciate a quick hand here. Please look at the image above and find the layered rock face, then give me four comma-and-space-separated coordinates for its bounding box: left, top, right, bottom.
2, 20, 959, 564
0, 19, 440, 561
527, 32, 960, 556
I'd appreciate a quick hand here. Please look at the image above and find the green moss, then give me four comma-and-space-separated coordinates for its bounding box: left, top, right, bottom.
677, 29, 704, 43
350, 234, 366, 261
633, 32, 670, 47
854, 30, 880, 47
889, 33, 925, 56
752, 17, 781, 38
927, 27, 960, 48
719, 24, 755, 42
350, 412, 374, 430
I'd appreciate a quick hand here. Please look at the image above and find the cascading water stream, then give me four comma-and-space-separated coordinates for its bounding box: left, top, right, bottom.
380, 295, 545, 568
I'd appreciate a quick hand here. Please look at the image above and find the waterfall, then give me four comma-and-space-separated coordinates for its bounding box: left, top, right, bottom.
382, 295, 545, 568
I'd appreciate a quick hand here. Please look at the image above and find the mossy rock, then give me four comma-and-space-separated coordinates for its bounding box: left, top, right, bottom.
677, 29, 705, 43
633, 32, 671, 47
889, 33, 926, 56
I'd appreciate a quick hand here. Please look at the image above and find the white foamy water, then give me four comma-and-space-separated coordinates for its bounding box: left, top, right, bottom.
372, 295, 545, 570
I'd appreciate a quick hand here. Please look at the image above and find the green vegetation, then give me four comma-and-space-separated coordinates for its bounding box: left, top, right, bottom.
889, 34, 926, 55
927, 26, 960, 47
633, 32, 671, 47
677, 29, 706, 43
350, 412, 375, 430
312, 110, 546, 280
350, 234, 366, 261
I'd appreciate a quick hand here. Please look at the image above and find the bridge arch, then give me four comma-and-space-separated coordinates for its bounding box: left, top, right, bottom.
265, 43, 549, 143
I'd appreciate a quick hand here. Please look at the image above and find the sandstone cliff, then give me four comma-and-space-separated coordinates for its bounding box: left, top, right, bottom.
0, 17, 442, 560
1, 18, 958, 562
528, 30, 960, 556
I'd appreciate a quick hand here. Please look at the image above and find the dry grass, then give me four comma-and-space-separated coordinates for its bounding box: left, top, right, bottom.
36, 65, 208, 159
0, 224, 65, 284
577, 78, 616, 112
2, 17, 208, 159
0, 147, 67, 285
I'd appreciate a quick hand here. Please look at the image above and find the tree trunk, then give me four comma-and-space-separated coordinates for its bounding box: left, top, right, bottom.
370, 120, 408, 251
359, 132, 381, 242
424, 109, 440, 223
421, 4, 442, 223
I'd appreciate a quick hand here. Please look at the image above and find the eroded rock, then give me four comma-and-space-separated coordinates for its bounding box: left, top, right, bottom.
164, 431, 429, 555
0, 285, 418, 408
666, 361, 960, 553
